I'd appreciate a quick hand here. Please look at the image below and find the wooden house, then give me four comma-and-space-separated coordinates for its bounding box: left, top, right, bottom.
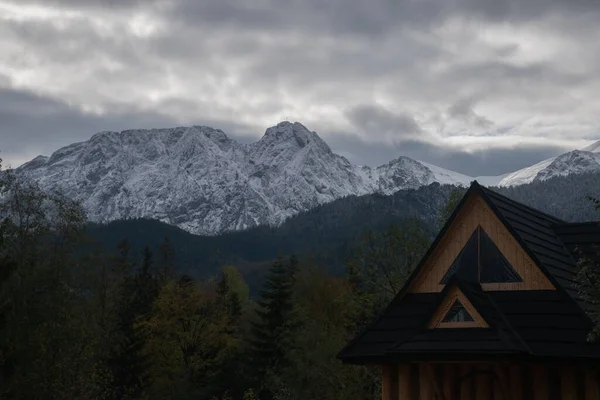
338, 181, 600, 400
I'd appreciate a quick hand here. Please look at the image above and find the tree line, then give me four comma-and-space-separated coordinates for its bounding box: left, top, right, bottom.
0, 159, 433, 399
4, 153, 599, 399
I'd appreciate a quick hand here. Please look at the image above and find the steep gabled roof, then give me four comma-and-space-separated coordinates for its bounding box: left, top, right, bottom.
389, 276, 529, 357
477, 185, 586, 309
338, 181, 600, 363
383, 181, 571, 300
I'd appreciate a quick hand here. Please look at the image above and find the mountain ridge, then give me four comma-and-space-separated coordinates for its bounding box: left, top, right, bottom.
15, 121, 600, 235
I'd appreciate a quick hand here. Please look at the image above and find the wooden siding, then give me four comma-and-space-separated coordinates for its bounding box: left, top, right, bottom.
427, 286, 489, 329
381, 363, 600, 400
409, 193, 555, 293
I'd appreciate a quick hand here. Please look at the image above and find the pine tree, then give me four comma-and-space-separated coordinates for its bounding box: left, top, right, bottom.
109, 244, 159, 399
158, 236, 175, 282
216, 271, 243, 324
250, 256, 300, 396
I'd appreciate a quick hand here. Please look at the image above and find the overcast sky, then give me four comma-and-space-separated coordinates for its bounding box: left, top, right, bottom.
1, 0, 599, 176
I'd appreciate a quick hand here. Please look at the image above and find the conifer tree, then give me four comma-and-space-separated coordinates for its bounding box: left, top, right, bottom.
158, 236, 175, 282
216, 270, 243, 324
575, 196, 600, 341
250, 256, 300, 396
110, 244, 159, 398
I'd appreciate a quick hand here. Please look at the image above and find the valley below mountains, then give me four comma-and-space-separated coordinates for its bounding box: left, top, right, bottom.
15, 121, 600, 235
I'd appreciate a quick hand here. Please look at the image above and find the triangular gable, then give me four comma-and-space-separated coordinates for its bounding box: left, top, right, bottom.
427, 285, 488, 328
409, 188, 554, 293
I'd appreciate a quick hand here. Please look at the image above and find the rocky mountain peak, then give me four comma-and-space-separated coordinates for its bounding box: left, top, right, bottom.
534, 150, 600, 182
22, 122, 599, 235
259, 121, 330, 152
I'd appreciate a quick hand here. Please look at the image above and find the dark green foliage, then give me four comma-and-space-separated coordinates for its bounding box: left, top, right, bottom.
159, 236, 175, 282
85, 183, 456, 290
3, 152, 599, 399
216, 272, 243, 324
439, 186, 467, 228
85, 173, 600, 294
251, 256, 301, 396
492, 172, 600, 222
108, 242, 160, 398
575, 196, 600, 342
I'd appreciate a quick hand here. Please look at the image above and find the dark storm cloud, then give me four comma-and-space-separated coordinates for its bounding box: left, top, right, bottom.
11, 0, 151, 9
167, 0, 442, 37
165, 0, 600, 39
324, 133, 570, 176
391, 139, 569, 176
448, 98, 493, 129
1, 0, 598, 174
457, 0, 600, 22
346, 105, 423, 138
445, 61, 589, 87
0, 86, 256, 167
17, 0, 600, 22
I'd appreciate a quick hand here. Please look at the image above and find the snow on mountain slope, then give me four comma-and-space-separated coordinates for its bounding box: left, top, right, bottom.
495, 157, 555, 187
534, 150, 600, 181
20, 121, 466, 235
417, 161, 473, 186
244, 122, 373, 224
16, 120, 599, 234
496, 140, 600, 187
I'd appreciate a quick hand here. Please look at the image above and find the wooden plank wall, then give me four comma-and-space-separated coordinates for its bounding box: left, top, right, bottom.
382, 363, 599, 400
408, 194, 555, 293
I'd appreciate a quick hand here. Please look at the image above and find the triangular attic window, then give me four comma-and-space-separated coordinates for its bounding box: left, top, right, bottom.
440, 229, 479, 284
439, 226, 523, 285
480, 229, 523, 283
441, 299, 475, 323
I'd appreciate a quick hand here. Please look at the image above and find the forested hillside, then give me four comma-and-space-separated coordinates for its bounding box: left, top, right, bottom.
87, 173, 600, 290
493, 172, 600, 222
0, 160, 429, 399
86, 183, 454, 288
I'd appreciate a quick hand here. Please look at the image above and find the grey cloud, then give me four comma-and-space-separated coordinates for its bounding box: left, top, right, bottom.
324, 132, 570, 176
444, 61, 590, 89
2, 0, 599, 176
457, 0, 600, 23
165, 0, 600, 40
11, 0, 600, 41
448, 98, 493, 128
346, 105, 424, 139
167, 0, 444, 38
8, 0, 152, 9
0, 86, 257, 167
390, 139, 569, 176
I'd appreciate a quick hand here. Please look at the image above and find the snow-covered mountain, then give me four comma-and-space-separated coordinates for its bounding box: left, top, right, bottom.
16, 122, 473, 235
14, 121, 600, 234
495, 139, 600, 187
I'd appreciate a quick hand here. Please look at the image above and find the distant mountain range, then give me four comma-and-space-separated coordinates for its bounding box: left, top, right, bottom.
15, 121, 600, 235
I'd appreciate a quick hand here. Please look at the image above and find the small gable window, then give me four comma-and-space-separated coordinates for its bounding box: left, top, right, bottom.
428, 287, 489, 329
440, 226, 523, 285
442, 300, 474, 323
